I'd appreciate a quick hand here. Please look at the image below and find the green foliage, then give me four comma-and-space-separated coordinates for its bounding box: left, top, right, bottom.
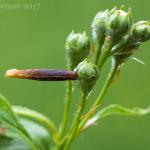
0, 95, 52, 150
83, 104, 150, 130
19, 118, 51, 150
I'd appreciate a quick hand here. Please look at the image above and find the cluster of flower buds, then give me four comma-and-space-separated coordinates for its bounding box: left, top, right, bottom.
92, 6, 132, 53
72, 6, 150, 93
112, 20, 150, 65
5, 6, 150, 96
65, 31, 99, 95
92, 6, 150, 65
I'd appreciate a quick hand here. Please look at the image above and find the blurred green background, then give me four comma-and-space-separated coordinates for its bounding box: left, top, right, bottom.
0, 0, 150, 149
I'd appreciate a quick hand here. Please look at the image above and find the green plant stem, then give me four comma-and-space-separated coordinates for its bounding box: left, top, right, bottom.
59, 80, 72, 139
63, 93, 87, 150
78, 58, 118, 132
13, 107, 58, 141
98, 51, 108, 70
97, 38, 113, 69
94, 39, 105, 65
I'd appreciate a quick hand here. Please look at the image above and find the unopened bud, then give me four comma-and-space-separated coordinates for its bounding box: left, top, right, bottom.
66, 31, 90, 69
131, 21, 150, 42
106, 7, 132, 42
75, 59, 99, 94
92, 10, 109, 43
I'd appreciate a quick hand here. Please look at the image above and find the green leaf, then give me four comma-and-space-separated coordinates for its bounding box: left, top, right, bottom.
0, 136, 30, 150
0, 95, 28, 135
0, 121, 34, 150
13, 106, 58, 150
13, 106, 57, 140
0, 94, 37, 150
84, 104, 150, 129
19, 118, 51, 150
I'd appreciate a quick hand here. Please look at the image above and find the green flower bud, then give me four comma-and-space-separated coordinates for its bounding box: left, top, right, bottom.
106, 7, 132, 41
75, 59, 99, 94
112, 21, 150, 56
131, 21, 150, 42
66, 31, 90, 69
92, 10, 109, 43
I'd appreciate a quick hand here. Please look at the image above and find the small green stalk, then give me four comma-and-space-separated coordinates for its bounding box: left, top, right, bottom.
59, 80, 72, 139
97, 37, 113, 68
94, 39, 105, 65
63, 93, 87, 150
78, 58, 118, 132
97, 51, 108, 70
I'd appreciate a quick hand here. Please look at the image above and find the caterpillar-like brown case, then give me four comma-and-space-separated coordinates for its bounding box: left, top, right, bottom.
5, 69, 78, 81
